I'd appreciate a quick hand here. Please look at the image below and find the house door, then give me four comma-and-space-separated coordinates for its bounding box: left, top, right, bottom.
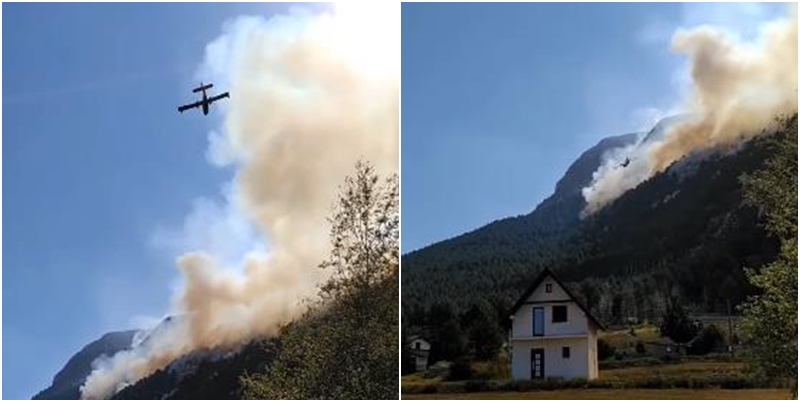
531, 348, 545, 379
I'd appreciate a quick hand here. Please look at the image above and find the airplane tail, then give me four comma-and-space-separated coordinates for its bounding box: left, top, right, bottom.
192, 83, 213, 93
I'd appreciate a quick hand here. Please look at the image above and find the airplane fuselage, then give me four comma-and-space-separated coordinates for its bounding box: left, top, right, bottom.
201, 90, 209, 115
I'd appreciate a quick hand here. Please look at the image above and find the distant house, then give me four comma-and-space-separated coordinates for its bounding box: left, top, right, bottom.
407, 336, 431, 372
508, 268, 605, 380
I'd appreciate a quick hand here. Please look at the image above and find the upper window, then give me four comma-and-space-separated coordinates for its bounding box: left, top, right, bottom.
552, 305, 567, 323
545, 283, 552, 293
562, 346, 570, 358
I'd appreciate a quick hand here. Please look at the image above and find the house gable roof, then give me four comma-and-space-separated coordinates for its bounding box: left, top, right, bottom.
509, 268, 606, 331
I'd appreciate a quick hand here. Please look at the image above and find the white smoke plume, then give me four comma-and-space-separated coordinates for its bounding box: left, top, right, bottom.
81, 4, 398, 399
582, 5, 797, 216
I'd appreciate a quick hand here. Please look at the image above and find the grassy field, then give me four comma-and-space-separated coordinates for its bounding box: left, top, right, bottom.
403, 324, 784, 399
601, 361, 746, 382
401, 360, 784, 399
402, 388, 792, 399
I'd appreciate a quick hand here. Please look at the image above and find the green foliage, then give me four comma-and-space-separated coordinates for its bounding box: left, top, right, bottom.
241, 161, 399, 399
446, 358, 474, 381
401, 324, 417, 375
403, 127, 780, 341
434, 319, 467, 362
738, 115, 798, 386
660, 300, 700, 344
111, 340, 278, 399
687, 324, 725, 356
463, 302, 504, 361
597, 339, 616, 361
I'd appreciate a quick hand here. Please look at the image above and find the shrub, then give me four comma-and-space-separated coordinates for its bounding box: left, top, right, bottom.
687, 324, 725, 356
471, 358, 510, 380
600, 356, 662, 370
660, 300, 701, 343
464, 380, 498, 393
598, 339, 616, 361
635, 341, 646, 355
446, 358, 473, 381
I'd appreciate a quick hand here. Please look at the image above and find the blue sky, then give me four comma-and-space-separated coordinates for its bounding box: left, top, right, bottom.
2, 3, 327, 399
400, 2, 785, 253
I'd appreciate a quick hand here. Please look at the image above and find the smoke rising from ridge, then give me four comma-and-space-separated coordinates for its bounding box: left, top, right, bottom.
81, 5, 398, 399
582, 6, 797, 216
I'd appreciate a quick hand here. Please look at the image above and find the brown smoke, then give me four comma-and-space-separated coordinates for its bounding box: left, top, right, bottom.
583, 6, 797, 216
81, 5, 398, 398
653, 11, 797, 171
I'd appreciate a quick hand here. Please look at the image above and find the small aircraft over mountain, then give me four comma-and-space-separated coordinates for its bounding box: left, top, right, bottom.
178, 82, 229, 115
618, 157, 631, 168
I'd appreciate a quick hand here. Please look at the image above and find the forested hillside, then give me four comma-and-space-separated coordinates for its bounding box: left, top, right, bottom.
402, 117, 790, 331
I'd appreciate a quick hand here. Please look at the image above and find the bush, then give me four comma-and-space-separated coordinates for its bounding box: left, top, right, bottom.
599, 356, 662, 370
660, 300, 700, 343
471, 358, 510, 380
446, 358, 473, 381
464, 380, 503, 393
635, 341, 646, 355
687, 324, 725, 356
598, 339, 616, 361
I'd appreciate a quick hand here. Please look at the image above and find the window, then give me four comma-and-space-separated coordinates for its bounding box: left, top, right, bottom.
533, 307, 544, 336
552, 305, 567, 323
415, 342, 421, 350
545, 283, 552, 293
562, 346, 570, 358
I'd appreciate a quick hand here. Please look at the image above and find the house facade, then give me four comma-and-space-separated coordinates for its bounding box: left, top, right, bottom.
508, 268, 604, 380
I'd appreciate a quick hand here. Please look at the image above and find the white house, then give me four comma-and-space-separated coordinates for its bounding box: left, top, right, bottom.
508, 268, 605, 380
407, 336, 431, 372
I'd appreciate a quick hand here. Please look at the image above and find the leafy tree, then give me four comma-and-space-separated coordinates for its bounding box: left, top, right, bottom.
597, 339, 615, 361
660, 298, 699, 344
462, 303, 503, 361
738, 115, 797, 387
241, 161, 398, 399
432, 319, 467, 363
401, 323, 417, 375
446, 357, 474, 381
687, 324, 724, 356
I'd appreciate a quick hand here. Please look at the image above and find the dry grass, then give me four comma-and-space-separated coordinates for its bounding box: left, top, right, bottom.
401, 374, 442, 386
602, 361, 747, 382
601, 325, 666, 349
402, 388, 792, 400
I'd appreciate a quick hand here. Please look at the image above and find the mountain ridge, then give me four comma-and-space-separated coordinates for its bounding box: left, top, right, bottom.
402, 117, 781, 325
32, 330, 138, 400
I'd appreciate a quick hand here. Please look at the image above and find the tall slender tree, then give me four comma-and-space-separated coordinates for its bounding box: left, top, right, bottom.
739, 115, 797, 390
242, 161, 399, 399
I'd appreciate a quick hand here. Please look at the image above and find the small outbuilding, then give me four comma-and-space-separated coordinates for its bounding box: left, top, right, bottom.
407, 336, 431, 372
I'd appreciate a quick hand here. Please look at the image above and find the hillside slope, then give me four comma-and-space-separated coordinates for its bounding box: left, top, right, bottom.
32, 330, 137, 400
402, 132, 640, 312
402, 119, 782, 325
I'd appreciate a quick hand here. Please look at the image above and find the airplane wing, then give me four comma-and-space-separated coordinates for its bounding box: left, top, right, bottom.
177, 100, 202, 113
207, 92, 230, 104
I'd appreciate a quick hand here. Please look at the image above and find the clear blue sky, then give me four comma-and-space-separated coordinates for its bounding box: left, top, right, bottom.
400, 2, 783, 253
2, 3, 324, 399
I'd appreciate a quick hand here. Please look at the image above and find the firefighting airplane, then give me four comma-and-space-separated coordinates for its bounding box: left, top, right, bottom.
177, 82, 229, 115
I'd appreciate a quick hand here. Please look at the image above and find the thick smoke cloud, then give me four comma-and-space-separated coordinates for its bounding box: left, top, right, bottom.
582, 6, 797, 216
81, 4, 398, 399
